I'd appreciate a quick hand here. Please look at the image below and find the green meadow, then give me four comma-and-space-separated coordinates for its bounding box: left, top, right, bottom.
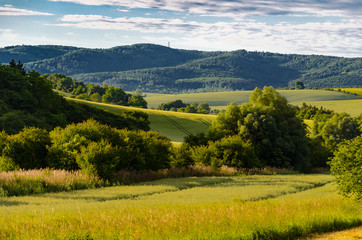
68, 98, 216, 142
1, 174, 361, 239
144, 89, 359, 109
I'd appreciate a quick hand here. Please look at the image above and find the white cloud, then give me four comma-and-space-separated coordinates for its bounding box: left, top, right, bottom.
54, 15, 202, 33
48, 0, 362, 18
0, 5, 53, 16
50, 14, 362, 56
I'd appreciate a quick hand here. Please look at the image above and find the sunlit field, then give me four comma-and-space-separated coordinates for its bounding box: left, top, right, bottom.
0, 174, 361, 239
68, 98, 216, 142
292, 99, 362, 117
332, 88, 362, 96
144, 89, 359, 109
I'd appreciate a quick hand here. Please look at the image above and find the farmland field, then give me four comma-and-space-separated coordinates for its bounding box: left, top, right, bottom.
333, 88, 362, 96
144, 89, 360, 109
292, 99, 362, 117
0, 174, 361, 239
68, 98, 216, 142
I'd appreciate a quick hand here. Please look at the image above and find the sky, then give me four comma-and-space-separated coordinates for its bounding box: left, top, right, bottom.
0, 0, 361, 57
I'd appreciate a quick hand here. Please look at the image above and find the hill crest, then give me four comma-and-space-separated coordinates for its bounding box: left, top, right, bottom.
1, 44, 361, 93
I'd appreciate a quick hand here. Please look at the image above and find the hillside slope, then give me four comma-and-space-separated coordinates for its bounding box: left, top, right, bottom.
1, 44, 361, 92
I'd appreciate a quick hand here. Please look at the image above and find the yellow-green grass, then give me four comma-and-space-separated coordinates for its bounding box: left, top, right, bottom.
0, 174, 361, 239
292, 99, 362, 117
68, 98, 216, 142
333, 88, 362, 96
307, 226, 362, 239
144, 90, 359, 109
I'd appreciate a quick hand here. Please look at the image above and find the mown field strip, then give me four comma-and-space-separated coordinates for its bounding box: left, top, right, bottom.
0, 175, 361, 240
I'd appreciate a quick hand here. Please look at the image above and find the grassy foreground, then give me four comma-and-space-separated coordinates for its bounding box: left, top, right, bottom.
0, 174, 361, 239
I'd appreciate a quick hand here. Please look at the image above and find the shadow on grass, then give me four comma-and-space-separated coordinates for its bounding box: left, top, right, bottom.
0, 199, 29, 206
48, 176, 235, 202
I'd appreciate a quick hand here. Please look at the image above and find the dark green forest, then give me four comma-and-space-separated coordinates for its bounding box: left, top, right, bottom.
1, 44, 361, 93
0, 64, 149, 134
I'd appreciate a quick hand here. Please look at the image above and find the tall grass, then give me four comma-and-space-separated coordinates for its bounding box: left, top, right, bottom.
0, 169, 104, 196
0, 177, 360, 240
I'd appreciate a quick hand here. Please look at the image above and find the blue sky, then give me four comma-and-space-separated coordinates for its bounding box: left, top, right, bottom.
0, 0, 361, 57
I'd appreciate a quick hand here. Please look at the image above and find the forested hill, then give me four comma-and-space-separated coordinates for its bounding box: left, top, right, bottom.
1, 44, 361, 93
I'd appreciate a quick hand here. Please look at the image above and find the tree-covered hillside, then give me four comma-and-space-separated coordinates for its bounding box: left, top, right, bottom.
1, 44, 361, 93
0, 64, 150, 134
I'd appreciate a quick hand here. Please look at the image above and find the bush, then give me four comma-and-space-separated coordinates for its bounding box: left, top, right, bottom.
76, 140, 120, 181
117, 130, 173, 171
47, 119, 122, 171
329, 135, 362, 201
172, 143, 194, 168
1, 127, 50, 170
47, 119, 173, 179
191, 136, 259, 169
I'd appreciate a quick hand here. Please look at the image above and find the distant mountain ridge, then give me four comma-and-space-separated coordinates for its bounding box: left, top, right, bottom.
1, 44, 361, 93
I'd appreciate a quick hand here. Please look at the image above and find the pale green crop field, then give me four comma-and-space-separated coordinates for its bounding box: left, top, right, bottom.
68, 98, 216, 142
0, 174, 361, 239
144, 89, 359, 108
333, 88, 362, 96
293, 99, 362, 117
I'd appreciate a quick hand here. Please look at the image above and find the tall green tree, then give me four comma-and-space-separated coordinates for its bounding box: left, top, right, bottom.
210, 87, 311, 171
329, 135, 362, 201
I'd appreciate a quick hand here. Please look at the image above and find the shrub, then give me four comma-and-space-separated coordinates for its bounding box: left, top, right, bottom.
329, 135, 362, 201
1, 127, 50, 170
172, 143, 194, 168
76, 140, 120, 181
117, 130, 173, 171
47, 119, 122, 170
191, 136, 259, 169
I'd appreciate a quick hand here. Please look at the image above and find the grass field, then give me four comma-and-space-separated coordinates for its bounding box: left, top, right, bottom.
0, 174, 361, 239
332, 88, 362, 96
144, 89, 360, 109
307, 226, 362, 239
292, 100, 362, 117
68, 98, 216, 142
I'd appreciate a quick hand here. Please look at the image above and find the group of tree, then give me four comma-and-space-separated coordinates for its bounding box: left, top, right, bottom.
0, 120, 172, 181
0, 62, 150, 134
157, 100, 211, 114
173, 87, 362, 175
46, 73, 147, 108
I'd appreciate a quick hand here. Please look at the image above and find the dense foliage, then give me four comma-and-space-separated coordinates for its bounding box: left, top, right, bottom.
157, 99, 211, 114
206, 87, 311, 171
0, 64, 149, 134
1, 44, 358, 93
0, 120, 173, 180
329, 135, 362, 201
46, 73, 147, 108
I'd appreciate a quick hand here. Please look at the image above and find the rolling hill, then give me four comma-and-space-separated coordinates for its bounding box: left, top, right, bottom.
1, 44, 361, 93
68, 89, 361, 142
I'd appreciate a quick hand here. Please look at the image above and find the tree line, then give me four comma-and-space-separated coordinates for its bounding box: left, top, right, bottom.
46, 73, 147, 108
157, 100, 212, 114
